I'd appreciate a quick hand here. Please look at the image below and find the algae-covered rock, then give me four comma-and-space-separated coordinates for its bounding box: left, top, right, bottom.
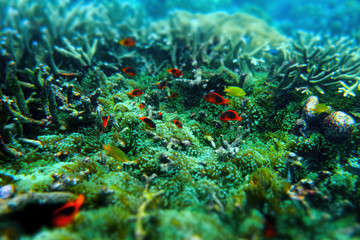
0, 192, 75, 216
153, 209, 233, 240
0, 192, 76, 235
321, 111, 355, 142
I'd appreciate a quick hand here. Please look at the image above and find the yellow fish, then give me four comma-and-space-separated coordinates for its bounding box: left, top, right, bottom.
104, 144, 128, 162
224, 86, 246, 98
311, 103, 329, 114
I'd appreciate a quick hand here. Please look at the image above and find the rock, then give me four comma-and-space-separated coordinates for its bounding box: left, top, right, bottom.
0, 184, 15, 200
0, 191, 75, 216
321, 111, 355, 141
294, 118, 307, 137
303, 95, 319, 123
0, 192, 76, 234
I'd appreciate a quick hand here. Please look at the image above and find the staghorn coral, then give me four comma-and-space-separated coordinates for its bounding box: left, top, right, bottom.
147, 11, 286, 71
207, 126, 250, 160
0, 0, 146, 76
271, 31, 360, 97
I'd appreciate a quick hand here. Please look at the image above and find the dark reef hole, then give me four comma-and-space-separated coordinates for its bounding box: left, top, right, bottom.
0, 202, 64, 236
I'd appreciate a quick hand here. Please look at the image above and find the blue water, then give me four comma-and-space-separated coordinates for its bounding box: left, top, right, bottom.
140, 0, 360, 36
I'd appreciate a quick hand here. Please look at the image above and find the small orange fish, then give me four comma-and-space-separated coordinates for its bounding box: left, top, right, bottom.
54, 151, 72, 159
138, 103, 146, 109
174, 120, 182, 128
52, 194, 85, 227
122, 67, 136, 77
167, 68, 183, 77
127, 89, 144, 97
139, 117, 156, 128
119, 37, 136, 47
157, 81, 168, 90
204, 92, 229, 105
102, 116, 110, 129
219, 110, 242, 123
59, 72, 79, 77
168, 92, 178, 98
264, 220, 278, 238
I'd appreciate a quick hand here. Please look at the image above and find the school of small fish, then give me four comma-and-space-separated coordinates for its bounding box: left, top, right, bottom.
118, 40, 248, 139
49, 38, 247, 228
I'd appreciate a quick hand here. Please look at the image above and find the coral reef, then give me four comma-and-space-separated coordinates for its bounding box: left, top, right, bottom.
270, 31, 360, 98
0, 0, 359, 239
148, 11, 286, 72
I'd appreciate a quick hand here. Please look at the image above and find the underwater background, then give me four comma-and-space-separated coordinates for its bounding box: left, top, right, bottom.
1, 0, 360, 239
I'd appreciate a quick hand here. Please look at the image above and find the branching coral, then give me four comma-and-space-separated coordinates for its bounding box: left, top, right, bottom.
0, 64, 108, 161
147, 11, 285, 70
206, 127, 250, 160
272, 31, 360, 97
135, 174, 164, 240
0, 0, 145, 75
53, 36, 98, 68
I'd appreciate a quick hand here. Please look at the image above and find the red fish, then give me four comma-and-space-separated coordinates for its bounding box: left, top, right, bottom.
138, 103, 146, 109
122, 67, 136, 77
139, 117, 156, 128
174, 120, 183, 128
52, 194, 85, 227
167, 68, 183, 77
59, 72, 80, 77
169, 92, 178, 98
157, 81, 168, 90
219, 110, 242, 123
204, 92, 229, 105
163, 92, 179, 100
264, 220, 278, 238
102, 116, 110, 129
119, 37, 136, 47
163, 92, 178, 101
127, 89, 144, 97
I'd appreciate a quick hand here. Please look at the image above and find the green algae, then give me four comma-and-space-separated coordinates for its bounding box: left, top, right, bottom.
1, 63, 360, 238
151, 209, 233, 240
